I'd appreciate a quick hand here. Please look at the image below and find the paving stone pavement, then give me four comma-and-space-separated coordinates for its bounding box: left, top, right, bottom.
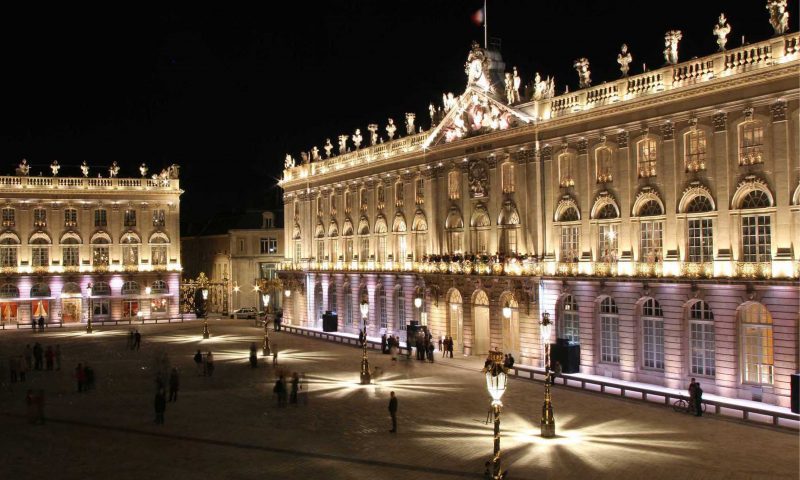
0, 320, 797, 480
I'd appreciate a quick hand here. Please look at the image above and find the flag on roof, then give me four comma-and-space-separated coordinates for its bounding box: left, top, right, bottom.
471, 7, 484, 26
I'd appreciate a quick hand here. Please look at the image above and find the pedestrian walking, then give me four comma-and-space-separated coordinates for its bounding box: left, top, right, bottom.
133, 329, 141, 350
299, 373, 308, 405
694, 383, 704, 417
75, 363, 86, 392
154, 388, 166, 424
290, 372, 299, 405
194, 349, 203, 375
54, 345, 61, 371
381, 333, 387, 354
45, 346, 54, 371
447, 336, 454, 358
249, 342, 258, 368
273, 376, 286, 407
272, 348, 278, 367
168, 367, 179, 402
37, 315, 45, 333
205, 351, 214, 377
388, 391, 398, 433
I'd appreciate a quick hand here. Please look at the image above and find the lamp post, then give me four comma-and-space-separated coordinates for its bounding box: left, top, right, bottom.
484, 349, 508, 480
201, 288, 210, 339
86, 283, 93, 334
540, 312, 555, 438
359, 299, 371, 385
262, 293, 271, 356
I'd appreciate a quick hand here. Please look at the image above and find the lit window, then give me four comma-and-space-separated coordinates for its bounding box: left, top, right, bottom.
689, 301, 715, 376
637, 138, 658, 178
94, 209, 107, 227
124, 210, 136, 227
448, 171, 460, 200
599, 297, 619, 363
684, 129, 707, 172
152, 209, 166, 227
558, 152, 575, 187
687, 218, 713, 262
598, 224, 618, 262
560, 226, 580, 263
740, 302, 773, 385
2, 207, 15, 227
415, 178, 424, 205
739, 122, 763, 165
64, 208, 78, 228
501, 162, 515, 193
596, 147, 613, 183
33, 208, 47, 228
642, 298, 664, 370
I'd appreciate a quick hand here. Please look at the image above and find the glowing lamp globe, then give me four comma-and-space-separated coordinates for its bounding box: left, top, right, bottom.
262, 294, 270, 307
201, 288, 209, 300
485, 351, 508, 403
360, 300, 369, 318
502, 306, 512, 319
414, 296, 423, 309
284, 289, 291, 298
540, 312, 552, 343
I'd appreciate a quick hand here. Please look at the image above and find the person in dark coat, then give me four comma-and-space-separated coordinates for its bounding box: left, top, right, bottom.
133, 330, 141, 350
75, 363, 85, 392
290, 372, 299, 405
37, 315, 45, 332
694, 383, 703, 417
194, 349, 203, 375
274, 376, 286, 407
168, 368, 179, 402
388, 391, 398, 433
249, 342, 258, 368
381, 333, 387, 354
154, 388, 166, 424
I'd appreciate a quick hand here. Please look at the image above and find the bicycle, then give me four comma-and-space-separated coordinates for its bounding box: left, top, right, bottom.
672, 396, 707, 414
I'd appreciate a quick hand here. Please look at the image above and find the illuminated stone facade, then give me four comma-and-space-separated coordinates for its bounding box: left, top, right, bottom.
0, 171, 182, 325
280, 27, 800, 406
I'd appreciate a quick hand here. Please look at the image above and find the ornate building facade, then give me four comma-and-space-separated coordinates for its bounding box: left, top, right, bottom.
279, 18, 799, 406
0, 165, 182, 326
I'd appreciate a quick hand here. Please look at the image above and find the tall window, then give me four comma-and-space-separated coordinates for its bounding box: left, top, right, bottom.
92, 237, 110, 266
344, 190, 352, 214
64, 208, 77, 227
330, 195, 337, 215
740, 190, 772, 262
330, 238, 340, 261
124, 209, 136, 227
260, 238, 269, 254
599, 297, 619, 364
448, 171, 460, 200
152, 209, 165, 227
637, 138, 658, 178
360, 188, 368, 212
33, 208, 47, 228
687, 218, 713, 262
501, 228, 517, 255
598, 224, 618, 262
317, 240, 325, 259
94, 209, 107, 227
344, 284, 353, 327
740, 303, 773, 384
684, 129, 707, 172
345, 237, 354, 261
559, 295, 580, 344
415, 178, 424, 205
31, 237, 49, 267
396, 235, 407, 261
61, 237, 80, 267
121, 235, 139, 266
378, 286, 387, 330
447, 230, 463, 254
689, 301, 715, 377
596, 147, 613, 183
501, 162, 515, 193
395, 181, 404, 207
317, 196, 323, 217
314, 283, 323, 325
642, 298, 664, 370
150, 234, 168, 266
739, 121, 763, 165
0, 235, 19, 267
377, 236, 386, 262
377, 185, 385, 209
328, 284, 337, 313
560, 226, 580, 263
359, 237, 369, 261
294, 241, 302, 262
395, 286, 405, 330
2, 207, 15, 227
638, 200, 664, 262
558, 153, 575, 187
413, 232, 426, 261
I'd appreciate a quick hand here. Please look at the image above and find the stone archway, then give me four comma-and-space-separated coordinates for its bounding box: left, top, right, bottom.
499, 291, 520, 358
447, 288, 463, 354
472, 290, 490, 356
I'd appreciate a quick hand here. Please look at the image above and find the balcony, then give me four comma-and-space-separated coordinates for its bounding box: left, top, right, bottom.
0, 175, 180, 192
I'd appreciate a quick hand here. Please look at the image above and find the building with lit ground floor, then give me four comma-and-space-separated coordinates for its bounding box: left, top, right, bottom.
279, 10, 799, 407
0, 163, 182, 326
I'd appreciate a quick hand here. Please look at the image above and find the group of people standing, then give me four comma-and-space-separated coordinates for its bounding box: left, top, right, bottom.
9, 343, 62, 383
273, 371, 307, 407
126, 329, 142, 350
438, 336, 455, 358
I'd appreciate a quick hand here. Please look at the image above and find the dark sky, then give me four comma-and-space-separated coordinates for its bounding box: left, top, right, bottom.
0, 2, 779, 222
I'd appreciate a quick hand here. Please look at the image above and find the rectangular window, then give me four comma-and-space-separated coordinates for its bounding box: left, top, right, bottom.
345, 238, 354, 261
264, 217, 273, 228
151, 298, 168, 314
151, 246, 167, 266
94, 209, 107, 227
359, 237, 369, 261
397, 235, 407, 261
92, 299, 110, 317
690, 322, 715, 376
260, 238, 269, 254
415, 178, 424, 205
64, 209, 77, 228
643, 319, 664, 370
62, 246, 80, 267
600, 316, 620, 363
318, 240, 326, 259
0, 247, 17, 267
684, 130, 707, 172
639, 221, 663, 262
238, 239, 245, 253
259, 263, 276, 280
447, 231, 463, 254
344, 293, 353, 326
741, 215, 771, 262
31, 247, 49, 267
501, 228, 517, 254
2, 208, 15, 228
448, 171, 460, 200
122, 245, 138, 265
123, 300, 140, 318
742, 325, 774, 384
379, 293, 388, 330
294, 242, 302, 261
502, 163, 515, 193
330, 239, 340, 261
33, 208, 47, 228
397, 291, 405, 329
637, 139, 658, 178
377, 236, 386, 262
687, 218, 713, 262
413, 233, 425, 261
739, 122, 764, 165
476, 230, 489, 255
560, 226, 580, 263
152, 209, 165, 227
93, 247, 109, 266
124, 210, 136, 227
598, 224, 618, 262
267, 238, 277, 253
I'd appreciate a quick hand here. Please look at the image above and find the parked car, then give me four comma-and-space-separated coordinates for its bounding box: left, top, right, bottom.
232, 307, 258, 319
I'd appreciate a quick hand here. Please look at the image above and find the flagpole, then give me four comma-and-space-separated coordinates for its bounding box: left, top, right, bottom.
484, 0, 488, 49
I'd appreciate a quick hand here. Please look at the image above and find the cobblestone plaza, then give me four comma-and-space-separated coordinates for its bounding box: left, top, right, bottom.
0, 321, 797, 479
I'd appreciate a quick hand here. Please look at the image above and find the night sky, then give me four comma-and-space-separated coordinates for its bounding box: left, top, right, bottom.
0, 2, 780, 222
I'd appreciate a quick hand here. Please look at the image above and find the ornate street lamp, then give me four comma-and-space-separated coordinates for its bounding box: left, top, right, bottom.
86, 283, 93, 334
284, 289, 291, 298
484, 349, 508, 480
262, 293, 271, 356
359, 299, 371, 385
201, 288, 210, 339
540, 312, 555, 438
414, 294, 423, 309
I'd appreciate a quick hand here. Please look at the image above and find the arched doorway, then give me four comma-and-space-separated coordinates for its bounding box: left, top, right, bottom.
499, 292, 520, 358
447, 289, 463, 354
61, 282, 82, 324
472, 290, 490, 356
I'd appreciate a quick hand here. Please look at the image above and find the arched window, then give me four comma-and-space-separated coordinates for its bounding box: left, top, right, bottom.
638, 200, 664, 263
122, 281, 140, 296
60, 232, 81, 268
686, 195, 714, 213
0, 232, 19, 268
412, 211, 427, 261
470, 203, 490, 255
0, 283, 18, 298
343, 283, 353, 327
358, 217, 370, 261
599, 297, 619, 364
558, 295, 580, 344
558, 207, 579, 222
342, 218, 354, 262
596, 147, 613, 183
121, 233, 140, 266
445, 207, 464, 254
739, 302, 773, 384
501, 162, 515, 193
377, 285, 387, 330
395, 286, 405, 331
689, 300, 715, 377
375, 215, 388, 262
739, 121, 764, 165
558, 152, 575, 187
448, 170, 461, 200
151, 280, 168, 294
393, 213, 407, 261
30, 232, 51, 268
30, 283, 51, 297
684, 129, 707, 172
642, 298, 664, 370
739, 190, 772, 262
637, 138, 658, 178
328, 283, 337, 314
149, 232, 169, 267
91, 232, 110, 266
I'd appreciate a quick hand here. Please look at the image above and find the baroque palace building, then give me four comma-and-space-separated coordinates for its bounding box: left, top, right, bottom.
0, 162, 182, 326
279, 9, 799, 407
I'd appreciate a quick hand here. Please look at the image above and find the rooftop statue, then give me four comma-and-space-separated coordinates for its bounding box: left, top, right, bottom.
442, 92, 456, 112
405, 113, 416, 136
367, 124, 378, 146
663, 30, 682, 65
465, 41, 492, 92
50, 160, 60, 176
300, 152, 309, 165
139, 163, 148, 177
504, 73, 514, 104
617, 44, 633, 77
109, 161, 120, 178
80, 161, 89, 177
352, 129, 363, 149
311, 146, 321, 162
386, 118, 397, 140
532, 73, 556, 101
714, 13, 732, 51
766, 0, 789, 35
324, 139, 333, 158
512, 67, 521, 103
18, 158, 30, 176
338, 134, 348, 155
573, 57, 591, 89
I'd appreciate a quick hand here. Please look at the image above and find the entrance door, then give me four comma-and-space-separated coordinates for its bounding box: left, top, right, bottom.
61, 298, 81, 323
473, 290, 490, 356
502, 312, 520, 358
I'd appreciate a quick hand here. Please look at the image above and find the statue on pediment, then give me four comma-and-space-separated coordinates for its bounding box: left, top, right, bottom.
50, 160, 60, 176
139, 163, 148, 177
512, 67, 521, 103
714, 13, 731, 51
617, 44, 632, 77
573, 58, 591, 89
338, 135, 348, 155
367, 124, 378, 146
504, 73, 514, 104
767, 0, 789, 35
386, 118, 397, 140
18, 158, 30, 176
284, 154, 295, 169
80, 161, 89, 177
300, 152, 309, 164
324, 139, 333, 158
352, 129, 363, 149
663, 30, 682, 65
442, 92, 456, 112
468, 160, 489, 198
109, 161, 120, 178
405, 113, 415, 136
532, 73, 555, 101
311, 146, 320, 162
465, 41, 491, 92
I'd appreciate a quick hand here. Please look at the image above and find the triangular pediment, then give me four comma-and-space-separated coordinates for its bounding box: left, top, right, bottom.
424, 86, 534, 148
